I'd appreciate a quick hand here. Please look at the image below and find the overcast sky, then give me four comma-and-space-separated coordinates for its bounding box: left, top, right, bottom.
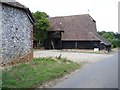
16, 0, 119, 33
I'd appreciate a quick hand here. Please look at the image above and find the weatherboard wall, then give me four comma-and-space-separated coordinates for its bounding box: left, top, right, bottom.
61, 41, 100, 49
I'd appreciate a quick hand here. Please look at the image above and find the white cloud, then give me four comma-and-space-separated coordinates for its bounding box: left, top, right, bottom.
16, 0, 119, 33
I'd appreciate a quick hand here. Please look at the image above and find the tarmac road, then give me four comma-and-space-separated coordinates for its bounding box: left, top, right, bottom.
52, 51, 118, 88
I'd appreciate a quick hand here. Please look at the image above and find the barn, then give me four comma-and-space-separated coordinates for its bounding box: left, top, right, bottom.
0, 1, 35, 66
44, 14, 111, 51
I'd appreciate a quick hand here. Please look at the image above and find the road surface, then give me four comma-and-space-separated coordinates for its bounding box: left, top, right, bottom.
52, 51, 118, 88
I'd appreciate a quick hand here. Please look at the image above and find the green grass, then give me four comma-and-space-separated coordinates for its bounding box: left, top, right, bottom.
2, 58, 81, 88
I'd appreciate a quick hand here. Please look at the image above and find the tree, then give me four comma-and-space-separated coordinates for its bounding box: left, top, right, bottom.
98, 31, 106, 36
114, 33, 120, 47
98, 31, 120, 48
32, 11, 50, 48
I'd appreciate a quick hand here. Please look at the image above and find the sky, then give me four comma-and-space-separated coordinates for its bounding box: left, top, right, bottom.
16, 0, 119, 33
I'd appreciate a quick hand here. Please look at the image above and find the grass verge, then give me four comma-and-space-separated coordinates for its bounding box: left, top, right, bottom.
2, 58, 81, 88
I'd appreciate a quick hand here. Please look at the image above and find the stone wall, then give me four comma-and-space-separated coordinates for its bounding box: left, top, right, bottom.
0, 3, 2, 63
1, 5, 33, 65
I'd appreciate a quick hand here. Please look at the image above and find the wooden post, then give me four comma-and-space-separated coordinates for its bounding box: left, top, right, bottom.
75, 41, 77, 49
51, 39, 55, 49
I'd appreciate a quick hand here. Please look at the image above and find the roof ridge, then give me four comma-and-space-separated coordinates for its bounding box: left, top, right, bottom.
0, 1, 28, 9
50, 14, 90, 18
0, 0, 16, 2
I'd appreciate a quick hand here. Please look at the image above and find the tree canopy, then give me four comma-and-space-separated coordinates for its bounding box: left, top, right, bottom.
32, 11, 50, 48
98, 31, 120, 48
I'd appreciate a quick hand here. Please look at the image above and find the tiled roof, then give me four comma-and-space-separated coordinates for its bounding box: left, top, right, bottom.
49, 14, 99, 41
49, 14, 111, 46
93, 33, 111, 45
0, 0, 27, 9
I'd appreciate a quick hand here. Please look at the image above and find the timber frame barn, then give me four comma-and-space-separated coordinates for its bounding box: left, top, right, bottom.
44, 14, 111, 52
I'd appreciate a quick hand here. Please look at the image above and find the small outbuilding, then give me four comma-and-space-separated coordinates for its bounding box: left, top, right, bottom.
0, 0, 35, 66
44, 14, 111, 51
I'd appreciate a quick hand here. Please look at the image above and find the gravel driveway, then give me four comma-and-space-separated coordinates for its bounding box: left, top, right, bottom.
34, 50, 113, 63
